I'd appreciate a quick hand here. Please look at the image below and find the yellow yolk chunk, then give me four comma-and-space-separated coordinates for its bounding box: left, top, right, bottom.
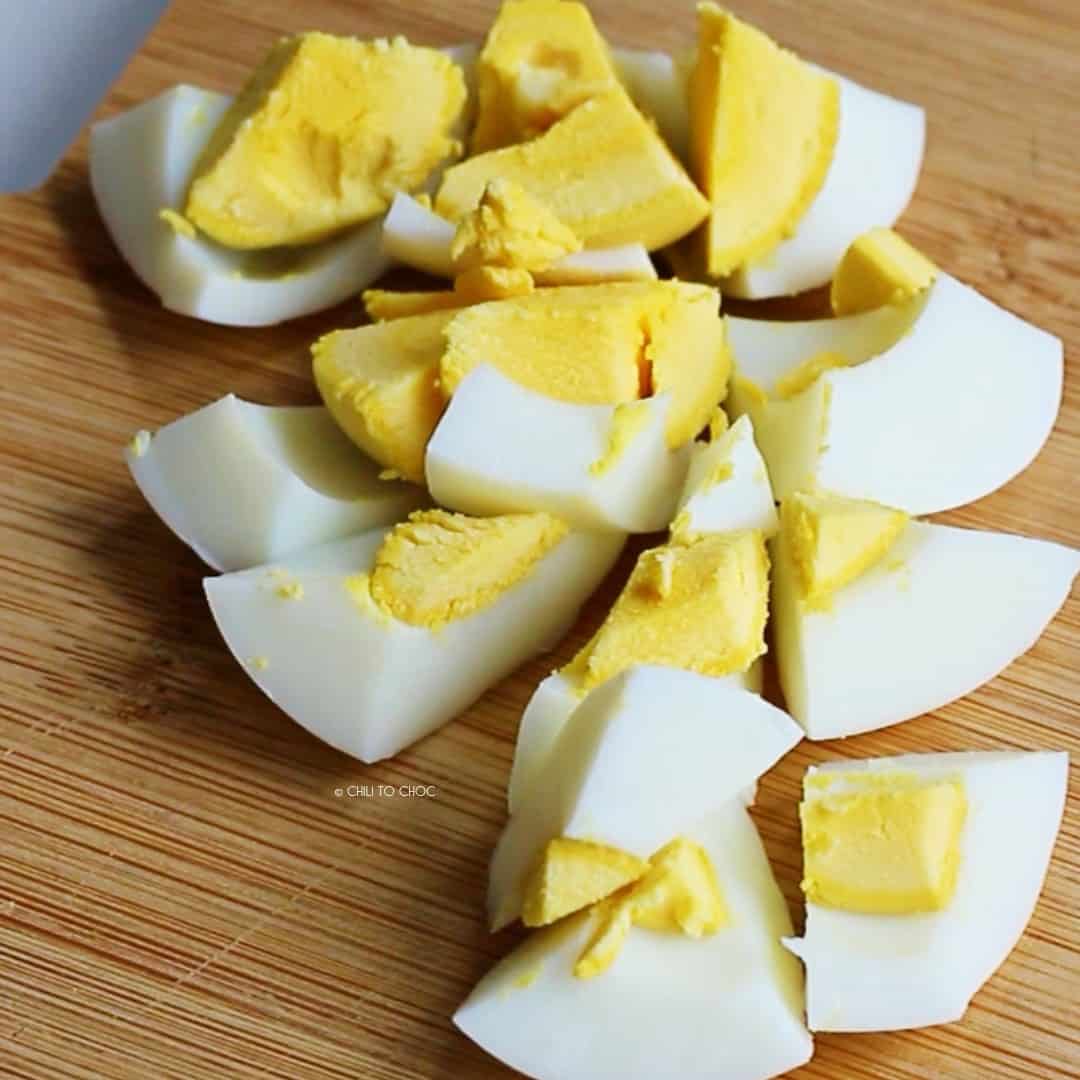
312, 309, 459, 483
471, 0, 622, 153
566, 530, 769, 693
367, 509, 568, 628
774, 350, 853, 400
800, 771, 968, 914
440, 281, 728, 447
521, 838, 649, 927
451, 179, 581, 272
453, 265, 536, 302
362, 289, 462, 322
185, 33, 466, 249
831, 227, 939, 315
781, 491, 908, 609
575, 837, 728, 978
589, 400, 652, 476
688, 5, 839, 276
437, 89, 709, 251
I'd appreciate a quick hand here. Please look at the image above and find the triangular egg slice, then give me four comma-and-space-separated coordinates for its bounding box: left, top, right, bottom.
786, 751, 1068, 1031
458, 799, 813, 1080
204, 510, 623, 762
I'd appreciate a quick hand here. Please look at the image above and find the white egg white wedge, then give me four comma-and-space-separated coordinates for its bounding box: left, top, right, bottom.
753, 274, 1063, 514
488, 666, 803, 930
204, 526, 623, 763
674, 415, 778, 537
426, 365, 690, 532
786, 751, 1068, 1032
90, 87, 389, 327
458, 800, 813, 1080
507, 662, 764, 813
380, 193, 657, 284
772, 520, 1079, 740
612, 47, 691, 163
126, 395, 424, 572
724, 74, 925, 299
724, 297, 920, 413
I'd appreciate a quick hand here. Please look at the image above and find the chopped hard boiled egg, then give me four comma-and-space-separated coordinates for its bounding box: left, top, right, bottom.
751, 273, 1063, 514
205, 511, 623, 762
427, 365, 690, 532
688, 4, 840, 278
185, 33, 466, 249
771, 513, 1079, 739
90, 87, 390, 326
613, 48, 692, 164
470, 0, 621, 153
787, 751, 1068, 1031
458, 800, 813, 1080
488, 665, 802, 930
125, 395, 424, 571
436, 88, 709, 251
671, 414, 778, 539
312, 309, 458, 484
380, 191, 657, 283
830, 227, 938, 315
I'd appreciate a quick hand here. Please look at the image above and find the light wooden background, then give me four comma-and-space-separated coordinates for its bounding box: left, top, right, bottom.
1, 2, 1077, 1077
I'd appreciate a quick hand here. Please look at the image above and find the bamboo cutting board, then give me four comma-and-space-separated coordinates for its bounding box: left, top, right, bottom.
0, 1, 1077, 1077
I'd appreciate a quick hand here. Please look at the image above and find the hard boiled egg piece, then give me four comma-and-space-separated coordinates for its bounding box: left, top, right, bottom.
125, 395, 424, 571
612, 47, 691, 163
787, 751, 1068, 1031
426, 366, 688, 532
671, 414, 778, 539
752, 273, 1063, 514
488, 665, 802, 930
381, 192, 657, 284
205, 511, 623, 763
457, 800, 813, 1080
90, 86, 389, 327
507, 661, 763, 813
771, 494, 1080, 739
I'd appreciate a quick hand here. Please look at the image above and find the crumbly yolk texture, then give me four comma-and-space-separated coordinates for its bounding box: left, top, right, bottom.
781, 490, 908, 609
185, 33, 466, 249
470, 0, 622, 153
589, 400, 652, 476
453, 265, 536, 302
437, 88, 709, 251
366, 509, 568, 628
439, 281, 729, 447
362, 288, 462, 322
311, 309, 459, 483
521, 838, 649, 927
800, 770, 968, 914
565, 530, 769, 693
831, 228, 938, 316
688, 4, 839, 276
774, 350, 853, 399
575, 837, 728, 978
451, 178, 581, 272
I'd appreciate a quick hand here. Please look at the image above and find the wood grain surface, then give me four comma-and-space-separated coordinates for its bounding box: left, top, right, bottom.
1, 1, 1077, 1077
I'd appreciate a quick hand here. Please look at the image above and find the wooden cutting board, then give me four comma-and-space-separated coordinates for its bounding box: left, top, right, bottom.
1, 1, 1076, 1077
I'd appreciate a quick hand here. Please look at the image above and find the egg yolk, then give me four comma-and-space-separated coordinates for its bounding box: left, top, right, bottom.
437, 88, 709, 251
565, 530, 769, 693
800, 770, 968, 914
575, 837, 729, 978
780, 490, 909, 609
831, 227, 938, 316
521, 838, 649, 927
687, 4, 839, 277
185, 33, 466, 249
362, 509, 568, 629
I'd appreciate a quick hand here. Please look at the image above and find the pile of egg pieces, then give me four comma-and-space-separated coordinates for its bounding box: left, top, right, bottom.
92, 3, 1075, 1077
